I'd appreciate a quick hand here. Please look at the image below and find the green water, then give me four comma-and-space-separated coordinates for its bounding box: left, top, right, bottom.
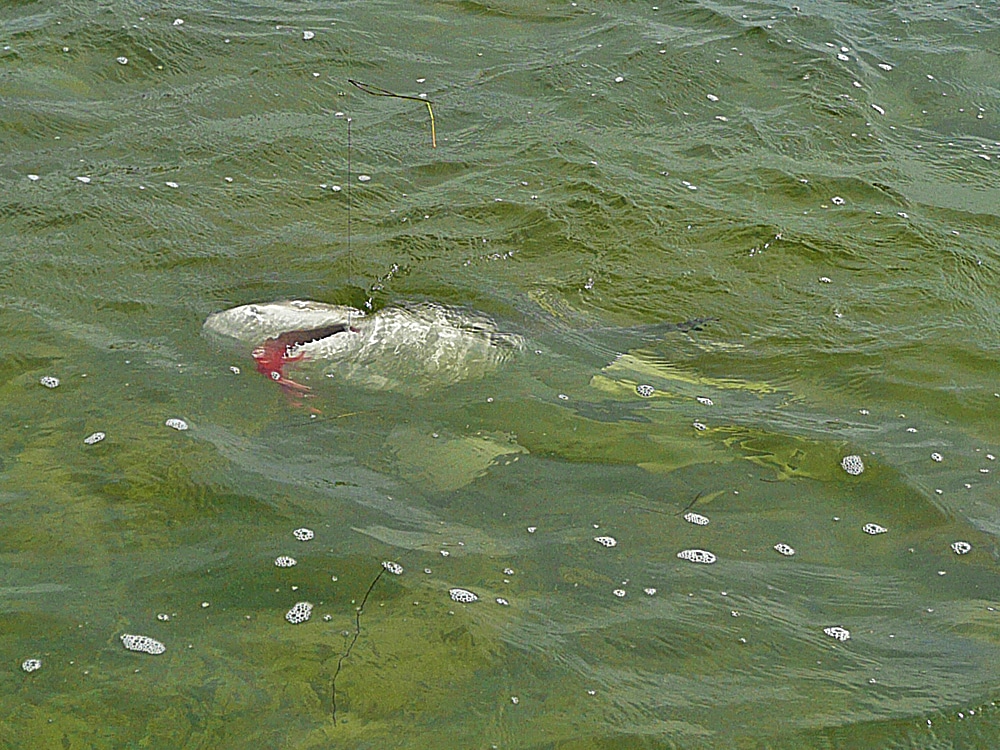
2, 0, 999, 747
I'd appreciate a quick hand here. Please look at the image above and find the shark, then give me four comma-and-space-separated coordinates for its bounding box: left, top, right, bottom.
202, 299, 525, 394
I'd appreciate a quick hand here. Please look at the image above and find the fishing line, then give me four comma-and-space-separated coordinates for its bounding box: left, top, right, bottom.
347, 115, 353, 291
348, 79, 436, 148
329, 547, 422, 724
330, 564, 386, 723
676, 490, 706, 515
342, 78, 438, 310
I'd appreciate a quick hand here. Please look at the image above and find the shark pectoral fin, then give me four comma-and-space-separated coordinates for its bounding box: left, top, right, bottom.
385, 426, 528, 492
595, 353, 780, 396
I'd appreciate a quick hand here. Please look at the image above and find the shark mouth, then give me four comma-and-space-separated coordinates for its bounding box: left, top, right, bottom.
251, 323, 356, 393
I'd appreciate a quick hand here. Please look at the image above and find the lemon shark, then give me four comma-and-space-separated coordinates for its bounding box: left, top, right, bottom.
203, 299, 526, 394
202, 298, 722, 395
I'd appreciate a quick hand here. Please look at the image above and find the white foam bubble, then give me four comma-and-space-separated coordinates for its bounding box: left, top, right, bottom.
84, 432, 106, 445
302, 30, 315, 40
449, 588, 478, 603
594, 536, 618, 548
823, 626, 851, 641
21, 658, 42, 673
635, 384, 655, 398
39, 376, 60, 389
677, 549, 716, 564
285, 601, 313, 624
165, 418, 188, 431
274, 556, 297, 568
381, 560, 404, 575
862, 523, 887, 535
293, 528, 314, 541
841, 455, 865, 475
773, 543, 795, 556
683, 512, 710, 526
612, 589, 626, 598
120, 633, 166, 654
951, 541, 972, 555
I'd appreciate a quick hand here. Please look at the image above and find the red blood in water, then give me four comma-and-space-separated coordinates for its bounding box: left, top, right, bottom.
249, 325, 353, 394
252, 338, 299, 382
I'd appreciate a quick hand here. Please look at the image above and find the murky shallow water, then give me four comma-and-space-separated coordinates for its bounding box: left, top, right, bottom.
2, 0, 999, 747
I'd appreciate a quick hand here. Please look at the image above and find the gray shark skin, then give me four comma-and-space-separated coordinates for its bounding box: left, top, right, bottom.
203, 300, 525, 394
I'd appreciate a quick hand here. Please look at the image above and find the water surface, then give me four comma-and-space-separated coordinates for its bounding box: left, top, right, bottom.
2, 0, 999, 747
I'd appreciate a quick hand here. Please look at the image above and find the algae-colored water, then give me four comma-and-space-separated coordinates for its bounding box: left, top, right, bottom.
2, 1, 998, 747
